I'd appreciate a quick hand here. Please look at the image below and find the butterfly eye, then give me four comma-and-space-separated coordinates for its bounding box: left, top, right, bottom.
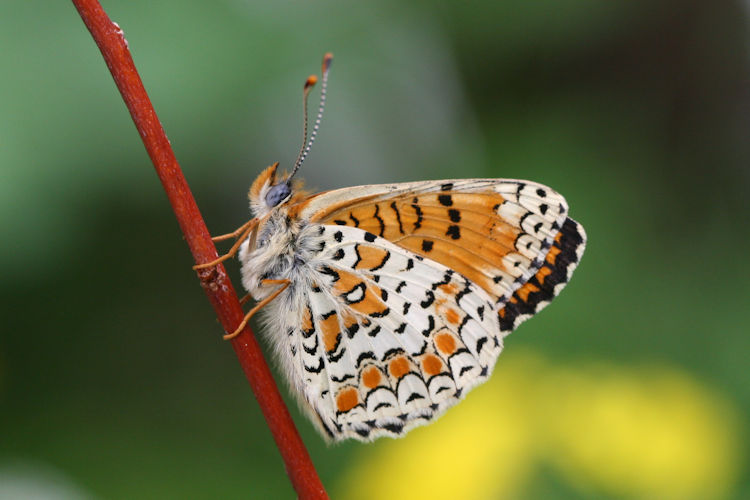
265, 182, 292, 207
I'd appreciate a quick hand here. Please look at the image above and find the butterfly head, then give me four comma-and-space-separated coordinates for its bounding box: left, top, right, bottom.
248, 162, 294, 216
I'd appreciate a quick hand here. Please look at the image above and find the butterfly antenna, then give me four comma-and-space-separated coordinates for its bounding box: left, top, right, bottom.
292, 74, 317, 176
289, 53, 333, 179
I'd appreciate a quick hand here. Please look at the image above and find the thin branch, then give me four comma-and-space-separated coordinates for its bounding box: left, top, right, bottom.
70, 2, 327, 498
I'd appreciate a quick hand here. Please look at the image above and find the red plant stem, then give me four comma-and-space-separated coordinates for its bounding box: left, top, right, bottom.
71, 2, 327, 498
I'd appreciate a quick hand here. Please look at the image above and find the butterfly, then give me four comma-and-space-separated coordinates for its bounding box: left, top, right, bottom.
198, 54, 586, 442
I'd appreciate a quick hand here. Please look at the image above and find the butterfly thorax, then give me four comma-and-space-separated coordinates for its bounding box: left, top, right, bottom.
239, 207, 322, 301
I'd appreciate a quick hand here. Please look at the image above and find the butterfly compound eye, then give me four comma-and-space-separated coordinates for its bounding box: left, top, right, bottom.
265, 182, 292, 207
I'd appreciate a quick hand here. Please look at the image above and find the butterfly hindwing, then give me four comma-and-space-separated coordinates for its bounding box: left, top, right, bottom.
296, 225, 503, 441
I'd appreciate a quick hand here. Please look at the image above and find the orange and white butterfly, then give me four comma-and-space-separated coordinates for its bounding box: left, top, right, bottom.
207, 54, 586, 442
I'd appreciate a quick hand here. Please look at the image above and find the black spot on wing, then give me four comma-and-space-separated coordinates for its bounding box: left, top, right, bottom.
304, 357, 325, 374
352, 245, 362, 268
302, 315, 316, 338
373, 205, 385, 237
303, 335, 318, 354
412, 203, 423, 230
343, 282, 366, 304
369, 307, 390, 318
357, 351, 376, 367
346, 322, 360, 338
457, 314, 471, 335
382, 348, 405, 361
373, 401, 393, 412
315, 416, 336, 439
390, 201, 405, 234
438, 194, 453, 206
381, 422, 404, 435
328, 347, 347, 362
370, 251, 391, 272
402, 302, 411, 315
331, 373, 354, 383
422, 315, 435, 337
458, 365, 474, 377
354, 428, 371, 438
431, 270, 453, 290
319, 266, 340, 282
476, 336, 488, 354
454, 279, 472, 306
406, 392, 425, 403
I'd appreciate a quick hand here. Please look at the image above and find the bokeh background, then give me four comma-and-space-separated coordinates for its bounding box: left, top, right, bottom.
2, 1, 749, 498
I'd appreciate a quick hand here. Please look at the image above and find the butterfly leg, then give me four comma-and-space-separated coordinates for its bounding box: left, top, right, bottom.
193, 218, 259, 270
210, 218, 258, 242
239, 293, 253, 306
223, 279, 290, 340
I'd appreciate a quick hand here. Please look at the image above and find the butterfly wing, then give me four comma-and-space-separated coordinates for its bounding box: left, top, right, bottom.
295, 179, 585, 310
295, 225, 502, 441
285, 179, 585, 441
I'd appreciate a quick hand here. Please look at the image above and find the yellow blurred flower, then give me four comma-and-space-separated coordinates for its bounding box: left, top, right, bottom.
537, 363, 742, 499
337, 351, 742, 500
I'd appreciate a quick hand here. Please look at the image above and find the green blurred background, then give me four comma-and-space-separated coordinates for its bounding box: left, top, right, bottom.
2, 1, 748, 498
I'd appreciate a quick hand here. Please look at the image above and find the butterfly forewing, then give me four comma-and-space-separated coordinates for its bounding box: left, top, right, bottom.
302, 179, 571, 306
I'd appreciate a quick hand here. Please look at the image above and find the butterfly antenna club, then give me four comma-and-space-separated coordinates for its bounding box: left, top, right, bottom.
290, 53, 333, 180
291, 74, 317, 178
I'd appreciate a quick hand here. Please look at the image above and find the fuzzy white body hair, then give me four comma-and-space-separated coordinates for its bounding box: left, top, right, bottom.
237, 207, 325, 406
